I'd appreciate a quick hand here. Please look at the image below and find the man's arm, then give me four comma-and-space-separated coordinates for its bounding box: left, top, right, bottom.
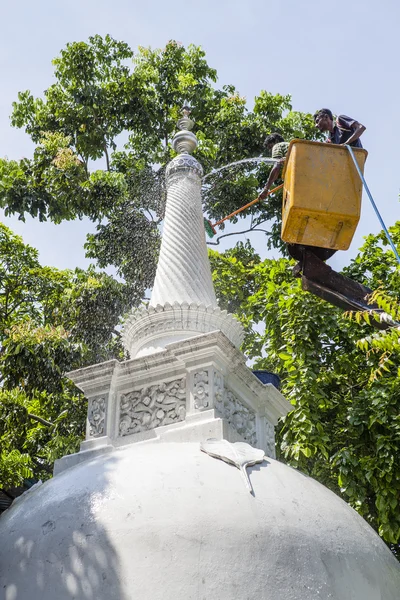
337, 115, 366, 145
342, 121, 366, 145
259, 159, 285, 200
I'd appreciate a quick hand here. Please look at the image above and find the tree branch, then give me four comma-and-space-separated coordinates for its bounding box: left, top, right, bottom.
28, 413, 54, 427
79, 154, 89, 178
103, 142, 110, 171
206, 227, 270, 246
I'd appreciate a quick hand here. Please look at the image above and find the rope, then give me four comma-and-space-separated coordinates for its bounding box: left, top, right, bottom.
346, 145, 400, 266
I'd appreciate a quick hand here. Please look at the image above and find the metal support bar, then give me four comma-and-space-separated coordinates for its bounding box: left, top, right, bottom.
347, 145, 400, 266
299, 249, 394, 329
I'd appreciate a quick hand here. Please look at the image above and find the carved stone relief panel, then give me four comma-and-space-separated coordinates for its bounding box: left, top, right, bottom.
215, 384, 257, 447
87, 397, 106, 438
193, 370, 210, 410
213, 371, 224, 405
119, 378, 186, 437
265, 419, 276, 459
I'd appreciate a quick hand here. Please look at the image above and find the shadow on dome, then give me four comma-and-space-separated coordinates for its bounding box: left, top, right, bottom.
0, 454, 130, 600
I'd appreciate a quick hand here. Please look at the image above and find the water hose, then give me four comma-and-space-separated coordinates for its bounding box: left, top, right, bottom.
347, 145, 400, 266
204, 183, 284, 238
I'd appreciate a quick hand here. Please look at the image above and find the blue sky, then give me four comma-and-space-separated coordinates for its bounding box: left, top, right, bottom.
1, 0, 399, 272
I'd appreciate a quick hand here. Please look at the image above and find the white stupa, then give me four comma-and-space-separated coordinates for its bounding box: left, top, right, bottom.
0, 108, 399, 600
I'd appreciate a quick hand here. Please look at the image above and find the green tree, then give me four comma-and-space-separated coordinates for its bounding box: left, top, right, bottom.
1, 36, 319, 287
210, 227, 400, 557
0, 224, 130, 488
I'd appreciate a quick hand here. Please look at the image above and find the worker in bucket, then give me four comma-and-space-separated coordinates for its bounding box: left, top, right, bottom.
259, 132, 335, 265
258, 133, 289, 200
314, 109, 366, 147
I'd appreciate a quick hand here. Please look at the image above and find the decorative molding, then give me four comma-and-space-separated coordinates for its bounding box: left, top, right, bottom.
119, 378, 186, 437
215, 384, 257, 446
165, 154, 203, 183
193, 370, 210, 410
122, 302, 244, 358
170, 105, 199, 156
88, 397, 106, 437
67, 359, 118, 399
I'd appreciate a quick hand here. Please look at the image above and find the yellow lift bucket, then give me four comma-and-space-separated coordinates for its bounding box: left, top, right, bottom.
281, 140, 368, 251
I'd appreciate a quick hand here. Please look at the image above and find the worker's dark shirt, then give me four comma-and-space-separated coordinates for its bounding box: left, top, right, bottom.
328, 115, 363, 147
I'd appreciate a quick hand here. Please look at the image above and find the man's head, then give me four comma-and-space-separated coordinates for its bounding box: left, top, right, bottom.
314, 109, 334, 132
263, 133, 285, 152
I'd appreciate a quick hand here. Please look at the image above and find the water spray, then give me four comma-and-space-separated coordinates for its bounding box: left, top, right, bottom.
202, 156, 277, 183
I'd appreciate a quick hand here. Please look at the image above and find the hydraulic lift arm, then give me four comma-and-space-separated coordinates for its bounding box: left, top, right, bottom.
295, 247, 396, 330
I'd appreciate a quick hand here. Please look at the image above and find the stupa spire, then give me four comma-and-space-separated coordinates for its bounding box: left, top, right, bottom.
150, 105, 216, 308
122, 105, 243, 358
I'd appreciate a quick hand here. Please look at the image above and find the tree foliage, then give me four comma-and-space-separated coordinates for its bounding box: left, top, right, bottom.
210, 226, 400, 557
1, 36, 319, 286
0, 224, 130, 488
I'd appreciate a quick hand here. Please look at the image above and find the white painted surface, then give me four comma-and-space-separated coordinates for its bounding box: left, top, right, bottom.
122, 303, 244, 358
1, 442, 399, 599
122, 151, 244, 357
61, 330, 290, 475
150, 156, 216, 308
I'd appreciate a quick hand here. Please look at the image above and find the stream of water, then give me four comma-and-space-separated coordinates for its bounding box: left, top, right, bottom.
202, 156, 277, 183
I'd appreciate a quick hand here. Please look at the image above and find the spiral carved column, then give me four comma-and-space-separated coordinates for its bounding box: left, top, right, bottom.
122, 108, 243, 358
150, 155, 216, 307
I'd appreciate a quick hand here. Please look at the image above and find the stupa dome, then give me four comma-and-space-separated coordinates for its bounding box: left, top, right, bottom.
1, 440, 399, 600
